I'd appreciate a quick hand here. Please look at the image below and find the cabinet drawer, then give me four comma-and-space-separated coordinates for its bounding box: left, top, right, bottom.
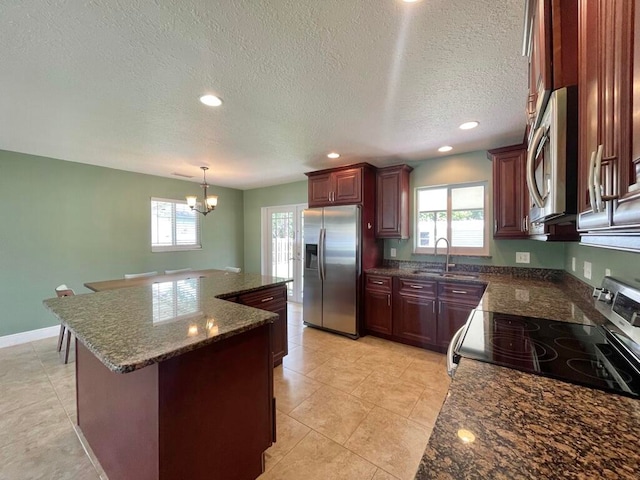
438, 282, 485, 305
396, 278, 437, 298
237, 286, 287, 310
366, 274, 392, 291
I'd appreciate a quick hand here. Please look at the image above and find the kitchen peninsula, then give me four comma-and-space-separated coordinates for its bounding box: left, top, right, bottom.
43, 270, 291, 480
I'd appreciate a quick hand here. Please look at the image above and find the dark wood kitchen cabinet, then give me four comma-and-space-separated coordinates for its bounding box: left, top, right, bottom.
525, 0, 578, 129
306, 163, 376, 208
577, 0, 640, 250
525, 0, 578, 131
393, 278, 438, 346
436, 281, 485, 348
236, 285, 288, 366
376, 164, 413, 239
488, 144, 529, 239
364, 274, 393, 336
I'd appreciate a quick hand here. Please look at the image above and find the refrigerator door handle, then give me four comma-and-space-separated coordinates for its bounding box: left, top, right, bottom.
319, 228, 326, 281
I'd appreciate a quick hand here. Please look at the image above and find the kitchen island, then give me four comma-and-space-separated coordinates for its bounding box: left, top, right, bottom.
43, 271, 291, 480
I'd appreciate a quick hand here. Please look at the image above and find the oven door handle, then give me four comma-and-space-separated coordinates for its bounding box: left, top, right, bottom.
526, 125, 546, 209
446, 325, 467, 378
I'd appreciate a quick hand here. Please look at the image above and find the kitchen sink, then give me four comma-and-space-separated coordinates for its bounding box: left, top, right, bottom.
441, 272, 480, 280
411, 269, 479, 280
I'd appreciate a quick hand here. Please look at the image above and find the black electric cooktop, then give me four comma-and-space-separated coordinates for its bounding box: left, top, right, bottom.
456, 310, 640, 398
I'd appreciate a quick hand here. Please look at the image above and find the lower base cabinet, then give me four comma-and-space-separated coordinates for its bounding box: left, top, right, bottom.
234, 285, 288, 366
364, 274, 485, 351
393, 278, 438, 345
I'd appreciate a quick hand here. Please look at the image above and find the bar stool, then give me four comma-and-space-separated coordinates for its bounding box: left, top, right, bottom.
55, 284, 75, 364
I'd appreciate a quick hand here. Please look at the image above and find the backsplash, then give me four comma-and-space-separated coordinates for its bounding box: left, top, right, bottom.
383, 259, 564, 281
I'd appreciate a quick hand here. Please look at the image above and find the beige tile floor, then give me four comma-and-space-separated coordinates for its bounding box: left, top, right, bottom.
0, 304, 450, 480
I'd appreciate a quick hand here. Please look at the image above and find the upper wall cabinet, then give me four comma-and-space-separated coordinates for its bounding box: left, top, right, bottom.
524, 0, 578, 132
306, 163, 376, 208
488, 144, 529, 239
489, 144, 579, 242
375, 165, 413, 239
577, 0, 640, 251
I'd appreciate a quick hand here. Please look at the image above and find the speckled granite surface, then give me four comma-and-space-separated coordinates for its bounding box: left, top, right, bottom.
366, 268, 605, 326
415, 359, 640, 479
43, 271, 291, 373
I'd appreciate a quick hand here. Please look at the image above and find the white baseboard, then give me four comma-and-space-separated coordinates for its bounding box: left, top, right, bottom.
0, 325, 59, 349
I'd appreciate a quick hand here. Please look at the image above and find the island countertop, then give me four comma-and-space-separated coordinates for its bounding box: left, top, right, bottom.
43, 270, 291, 373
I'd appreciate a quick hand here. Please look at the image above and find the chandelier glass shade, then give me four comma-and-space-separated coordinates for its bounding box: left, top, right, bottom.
186, 166, 218, 216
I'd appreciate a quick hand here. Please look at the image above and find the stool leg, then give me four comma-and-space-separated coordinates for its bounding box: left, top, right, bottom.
57, 324, 66, 352
64, 331, 72, 364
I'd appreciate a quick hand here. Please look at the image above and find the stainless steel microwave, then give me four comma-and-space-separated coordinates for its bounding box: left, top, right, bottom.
526, 86, 578, 224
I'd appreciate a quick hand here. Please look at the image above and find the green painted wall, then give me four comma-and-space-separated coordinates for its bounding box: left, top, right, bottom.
564, 243, 640, 287
242, 181, 308, 274
385, 151, 567, 268
0, 150, 244, 337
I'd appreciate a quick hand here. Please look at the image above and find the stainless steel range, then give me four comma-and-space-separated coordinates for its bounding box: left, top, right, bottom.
447, 277, 640, 399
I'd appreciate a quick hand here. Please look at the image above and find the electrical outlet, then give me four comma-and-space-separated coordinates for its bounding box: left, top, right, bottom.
390, 248, 397, 258
515, 289, 530, 302
572, 257, 576, 272
516, 252, 530, 264
605, 268, 611, 277
584, 261, 592, 280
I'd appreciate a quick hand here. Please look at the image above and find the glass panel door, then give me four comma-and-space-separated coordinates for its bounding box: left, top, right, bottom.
263, 204, 306, 303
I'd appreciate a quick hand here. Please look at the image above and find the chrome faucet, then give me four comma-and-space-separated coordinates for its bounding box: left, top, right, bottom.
434, 237, 451, 273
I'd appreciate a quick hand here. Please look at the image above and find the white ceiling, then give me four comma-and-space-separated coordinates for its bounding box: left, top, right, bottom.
0, 0, 528, 190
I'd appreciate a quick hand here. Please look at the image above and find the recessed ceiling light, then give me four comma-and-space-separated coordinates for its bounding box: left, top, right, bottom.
199, 94, 223, 107
459, 121, 479, 130
438, 146, 453, 152
402, 0, 422, 3
327, 152, 340, 159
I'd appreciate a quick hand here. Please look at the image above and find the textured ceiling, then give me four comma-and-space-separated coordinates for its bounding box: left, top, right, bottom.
0, 0, 528, 189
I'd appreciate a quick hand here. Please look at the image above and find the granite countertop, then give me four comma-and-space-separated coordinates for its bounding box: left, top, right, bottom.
368, 267, 640, 477
43, 271, 291, 373
366, 267, 603, 326
415, 359, 640, 479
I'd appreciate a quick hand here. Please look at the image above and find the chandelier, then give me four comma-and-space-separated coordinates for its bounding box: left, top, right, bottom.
186, 166, 218, 216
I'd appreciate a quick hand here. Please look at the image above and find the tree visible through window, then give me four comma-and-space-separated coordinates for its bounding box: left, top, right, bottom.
414, 183, 488, 255
151, 198, 201, 252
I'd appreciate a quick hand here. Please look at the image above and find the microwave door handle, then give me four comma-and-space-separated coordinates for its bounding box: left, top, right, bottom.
587, 149, 598, 212
593, 144, 605, 212
526, 126, 546, 209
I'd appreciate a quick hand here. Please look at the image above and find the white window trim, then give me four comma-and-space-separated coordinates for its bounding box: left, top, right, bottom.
413, 181, 490, 257
151, 197, 202, 253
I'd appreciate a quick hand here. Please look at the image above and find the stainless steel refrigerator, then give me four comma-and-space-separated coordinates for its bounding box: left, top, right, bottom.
303, 205, 360, 337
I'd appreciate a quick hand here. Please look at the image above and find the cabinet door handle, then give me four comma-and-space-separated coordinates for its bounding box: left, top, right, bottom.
387, 294, 391, 307
372, 280, 384, 285
438, 300, 442, 314
452, 290, 468, 294
432, 300, 435, 314
261, 296, 274, 302
409, 284, 423, 289
593, 144, 605, 212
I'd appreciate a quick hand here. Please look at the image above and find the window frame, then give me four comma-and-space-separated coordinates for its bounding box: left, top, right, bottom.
151, 197, 202, 253
413, 181, 489, 257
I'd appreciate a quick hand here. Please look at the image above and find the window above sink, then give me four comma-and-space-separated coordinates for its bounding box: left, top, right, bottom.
414, 182, 489, 257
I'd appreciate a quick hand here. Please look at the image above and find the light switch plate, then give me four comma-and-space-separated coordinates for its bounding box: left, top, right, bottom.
584, 261, 592, 280
516, 252, 530, 264
390, 248, 397, 258
605, 268, 611, 277
572, 257, 576, 272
